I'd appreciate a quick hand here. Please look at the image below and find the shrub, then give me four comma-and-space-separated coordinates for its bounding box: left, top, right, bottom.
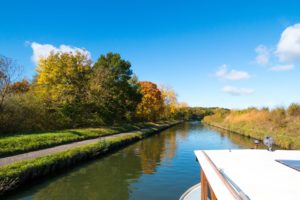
287, 103, 300, 117
0, 92, 70, 133
271, 107, 286, 128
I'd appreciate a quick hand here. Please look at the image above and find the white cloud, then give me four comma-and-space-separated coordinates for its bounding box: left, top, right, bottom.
216, 64, 250, 80
255, 45, 270, 65
223, 85, 255, 95
270, 64, 294, 71
276, 23, 300, 62
30, 42, 91, 64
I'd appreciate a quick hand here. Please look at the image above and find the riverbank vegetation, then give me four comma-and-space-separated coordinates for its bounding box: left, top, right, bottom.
0, 52, 193, 135
203, 105, 300, 149
0, 122, 167, 157
0, 121, 177, 196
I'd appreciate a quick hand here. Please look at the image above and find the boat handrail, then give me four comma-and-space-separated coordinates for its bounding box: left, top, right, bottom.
202, 151, 250, 200
218, 169, 250, 200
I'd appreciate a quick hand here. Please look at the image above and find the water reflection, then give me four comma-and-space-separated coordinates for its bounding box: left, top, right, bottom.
207, 125, 267, 149
9, 122, 267, 200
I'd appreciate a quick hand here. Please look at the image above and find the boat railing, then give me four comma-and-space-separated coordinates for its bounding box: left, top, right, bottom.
200, 151, 250, 200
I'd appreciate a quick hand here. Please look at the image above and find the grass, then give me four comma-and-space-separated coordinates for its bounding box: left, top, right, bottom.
0, 122, 168, 157
0, 121, 177, 196
203, 108, 300, 149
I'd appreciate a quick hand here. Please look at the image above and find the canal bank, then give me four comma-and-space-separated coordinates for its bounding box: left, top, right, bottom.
203, 122, 292, 149
6, 121, 269, 200
0, 121, 181, 196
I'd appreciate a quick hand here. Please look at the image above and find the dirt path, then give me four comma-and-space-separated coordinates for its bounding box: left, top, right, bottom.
0, 129, 147, 167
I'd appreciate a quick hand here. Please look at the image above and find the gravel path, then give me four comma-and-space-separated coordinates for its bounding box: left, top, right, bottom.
0, 129, 147, 167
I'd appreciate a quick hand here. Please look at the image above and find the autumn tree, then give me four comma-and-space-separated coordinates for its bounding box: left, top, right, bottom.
9, 79, 30, 93
89, 52, 142, 124
175, 102, 190, 120
34, 51, 92, 126
136, 81, 164, 121
159, 85, 178, 119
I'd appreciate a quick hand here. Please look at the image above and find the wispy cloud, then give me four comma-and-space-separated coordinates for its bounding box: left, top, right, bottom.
222, 85, 255, 95
216, 64, 250, 80
253, 23, 300, 72
270, 64, 294, 71
29, 42, 91, 65
255, 45, 270, 65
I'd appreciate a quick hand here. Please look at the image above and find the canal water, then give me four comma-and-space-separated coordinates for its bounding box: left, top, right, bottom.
9, 122, 265, 200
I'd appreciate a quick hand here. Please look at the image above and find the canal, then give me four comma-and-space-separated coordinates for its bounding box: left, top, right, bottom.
9, 121, 265, 200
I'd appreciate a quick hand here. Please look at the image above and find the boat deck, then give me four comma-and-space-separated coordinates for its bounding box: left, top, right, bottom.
194, 150, 300, 200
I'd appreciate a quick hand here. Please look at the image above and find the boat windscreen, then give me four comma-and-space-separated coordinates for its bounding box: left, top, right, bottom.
276, 160, 300, 172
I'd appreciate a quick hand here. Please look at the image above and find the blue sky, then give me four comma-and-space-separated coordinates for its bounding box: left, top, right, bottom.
1, 0, 300, 108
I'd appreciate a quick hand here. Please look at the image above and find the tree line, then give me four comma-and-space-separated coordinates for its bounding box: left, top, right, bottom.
0, 52, 208, 134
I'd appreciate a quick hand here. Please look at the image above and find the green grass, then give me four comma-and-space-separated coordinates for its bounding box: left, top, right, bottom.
0, 121, 177, 196
0, 122, 168, 157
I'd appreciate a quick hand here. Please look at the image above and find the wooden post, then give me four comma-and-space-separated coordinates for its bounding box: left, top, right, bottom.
201, 169, 208, 200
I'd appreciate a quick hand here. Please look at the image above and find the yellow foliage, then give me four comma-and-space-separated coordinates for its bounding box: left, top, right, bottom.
34, 51, 91, 104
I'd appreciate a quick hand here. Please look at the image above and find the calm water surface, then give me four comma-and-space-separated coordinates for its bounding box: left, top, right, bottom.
9, 122, 264, 200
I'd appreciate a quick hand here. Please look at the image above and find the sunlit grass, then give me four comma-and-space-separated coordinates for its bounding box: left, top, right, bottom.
203, 108, 300, 149
0, 122, 169, 157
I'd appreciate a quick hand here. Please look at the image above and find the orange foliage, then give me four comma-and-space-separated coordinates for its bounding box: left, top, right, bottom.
9, 79, 30, 93
136, 81, 164, 121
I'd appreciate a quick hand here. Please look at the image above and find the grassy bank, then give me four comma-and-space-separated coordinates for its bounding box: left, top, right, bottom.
0, 122, 167, 157
203, 107, 300, 149
0, 121, 179, 196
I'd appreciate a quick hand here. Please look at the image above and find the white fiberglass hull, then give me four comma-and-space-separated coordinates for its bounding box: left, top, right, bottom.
179, 183, 201, 200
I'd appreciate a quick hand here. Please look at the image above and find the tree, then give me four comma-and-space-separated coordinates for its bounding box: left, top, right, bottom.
8, 79, 30, 94
90, 52, 141, 124
0, 55, 22, 111
175, 102, 190, 120
136, 81, 164, 121
34, 51, 92, 126
159, 85, 178, 119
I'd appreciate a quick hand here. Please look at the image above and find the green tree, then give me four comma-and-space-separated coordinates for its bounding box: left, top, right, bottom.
89, 52, 141, 124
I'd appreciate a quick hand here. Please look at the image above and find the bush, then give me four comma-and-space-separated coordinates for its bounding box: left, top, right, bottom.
287, 103, 300, 117
0, 92, 72, 133
271, 107, 286, 128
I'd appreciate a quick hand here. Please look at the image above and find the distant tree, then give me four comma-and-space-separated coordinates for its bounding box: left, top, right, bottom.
136, 81, 164, 121
175, 102, 190, 120
9, 79, 30, 93
90, 52, 142, 124
0, 55, 22, 110
159, 85, 178, 119
34, 51, 92, 126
